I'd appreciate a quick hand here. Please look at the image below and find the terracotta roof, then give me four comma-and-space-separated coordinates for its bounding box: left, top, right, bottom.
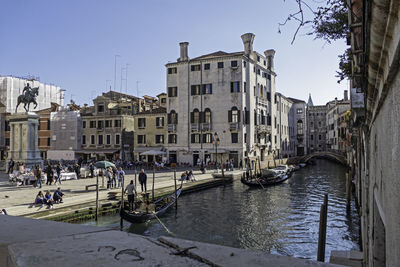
191, 51, 244, 61
136, 107, 166, 115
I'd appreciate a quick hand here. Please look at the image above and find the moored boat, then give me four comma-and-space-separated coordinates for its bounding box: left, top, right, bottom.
241, 171, 289, 188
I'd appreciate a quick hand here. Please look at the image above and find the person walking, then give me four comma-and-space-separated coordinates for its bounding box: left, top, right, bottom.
111, 167, 117, 188
7, 159, 14, 174
106, 167, 112, 190
124, 180, 137, 212
45, 164, 53, 185
55, 164, 62, 185
34, 165, 42, 188
117, 167, 125, 188
138, 169, 147, 192
89, 162, 95, 178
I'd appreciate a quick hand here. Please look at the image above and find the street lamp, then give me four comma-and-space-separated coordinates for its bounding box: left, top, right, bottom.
212, 132, 220, 172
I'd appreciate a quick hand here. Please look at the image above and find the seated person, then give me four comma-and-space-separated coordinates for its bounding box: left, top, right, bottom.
53, 187, 64, 203
180, 172, 187, 182
44, 190, 54, 208
188, 170, 196, 182
35, 191, 45, 205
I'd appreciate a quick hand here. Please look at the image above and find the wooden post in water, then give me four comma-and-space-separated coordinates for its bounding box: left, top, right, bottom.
174, 168, 178, 209
152, 164, 155, 201
120, 174, 124, 230
317, 194, 328, 262
134, 168, 137, 188
346, 172, 351, 210
95, 174, 99, 222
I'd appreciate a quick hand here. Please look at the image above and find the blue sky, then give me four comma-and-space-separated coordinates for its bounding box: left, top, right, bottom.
0, 0, 348, 105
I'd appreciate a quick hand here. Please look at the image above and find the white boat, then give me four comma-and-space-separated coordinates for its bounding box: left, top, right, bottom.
299, 163, 307, 168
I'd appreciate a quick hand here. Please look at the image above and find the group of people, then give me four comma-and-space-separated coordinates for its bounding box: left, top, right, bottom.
34, 187, 64, 209
180, 170, 196, 182
104, 166, 126, 189
123, 169, 147, 212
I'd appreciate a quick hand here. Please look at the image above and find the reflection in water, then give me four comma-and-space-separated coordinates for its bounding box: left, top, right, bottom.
82, 159, 359, 261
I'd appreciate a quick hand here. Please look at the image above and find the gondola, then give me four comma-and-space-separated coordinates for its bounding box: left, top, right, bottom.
120, 183, 183, 223
241, 169, 289, 188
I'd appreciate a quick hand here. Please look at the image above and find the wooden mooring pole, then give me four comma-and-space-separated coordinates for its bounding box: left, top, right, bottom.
174, 168, 178, 209
120, 174, 124, 230
152, 165, 155, 201
346, 172, 351, 210
317, 194, 328, 262
95, 174, 99, 222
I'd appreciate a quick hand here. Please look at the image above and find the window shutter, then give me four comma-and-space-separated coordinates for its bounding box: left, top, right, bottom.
167, 113, 171, 124
209, 84, 212, 94
191, 86, 195, 95
144, 119, 146, 127
228, 110, 232, 122
190, 112, 194, 123
191, 134, 195, 143
254, 111, 257, 126
202, 134, 206, 143
237, 110, 241, 122
199, 112, 204, 123
168, 87, 171, 97
230, 82, 233, 93
246, 110, 250, 124
176, 113, 178, 124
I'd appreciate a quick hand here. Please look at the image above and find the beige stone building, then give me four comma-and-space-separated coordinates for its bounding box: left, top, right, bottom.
133, 107, 167, 162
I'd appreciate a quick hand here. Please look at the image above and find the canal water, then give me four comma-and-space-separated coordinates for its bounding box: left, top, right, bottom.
82, 159, 360, 261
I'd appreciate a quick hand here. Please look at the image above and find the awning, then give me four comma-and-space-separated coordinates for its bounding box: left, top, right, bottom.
140, 150, 166, 156
76, 149, 119, 154
133, 146, 163, 153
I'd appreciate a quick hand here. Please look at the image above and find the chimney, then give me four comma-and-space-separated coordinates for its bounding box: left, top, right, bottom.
241, 33, 255, 55
178, 42, 189, 62
264, 49, 276, 71
344, 90, 348, 101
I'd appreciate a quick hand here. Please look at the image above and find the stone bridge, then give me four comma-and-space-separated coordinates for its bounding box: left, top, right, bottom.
300, 151, 347, 166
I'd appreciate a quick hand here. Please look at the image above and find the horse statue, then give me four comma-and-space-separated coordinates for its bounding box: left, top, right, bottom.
15, 85, 39, 113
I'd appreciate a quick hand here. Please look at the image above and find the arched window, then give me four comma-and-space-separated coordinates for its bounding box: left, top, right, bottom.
191, 108, 200, 123
169, 110, 178, 124
260, 85, 264, 98
297, 120, 303, 135
229, 106, 240, 123
204, 108, 211, 123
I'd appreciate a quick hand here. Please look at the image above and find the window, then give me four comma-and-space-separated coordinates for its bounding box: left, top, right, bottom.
114, 120, 121, 127
257, 69, 261, 75
155, 135, 164, 144
229, 107, 240, 123
156, 117, 164, 128
257, 55, 260, 62
105, 120, 112, 128
191, 133, 200, 143
204, 108, 211, 123
191, 109, 200, 123
274, 135, 277, 144
97, 120, 103, 129
97, 104, 104, 113
90, 135, 95, 145
231, 60, 238, 67
161, 98, 166, 103
98, 135, 103, 145
168, 110, 178, 124
168, 67, 177, 74
260, 85, 264, 98
137, 135, 146, 144
263, 60, 266, 66
82, 121, 86, 128
231, 132, 238, 143
191, 64, 201, 71
297, 120, 303, 135
243, 82, 246, 93
168, 134, 177, 144
168, 87, 178, 97
231, 82, 240, 93
202, 84, 212, 94
47, 137, 51, 146
244, 133, 247, 143
138, 118, 146, 128
296, 108, 303, 114
90, 121, 96, 128
318, 121, 321, 127
82, 135, 86, 145
319, 134, 322, 140
204, 63, 210, 70
310, 121, 313, 128
106, 134, 111, 145
115, 134, 120, 145
311, 135, 314, 141
243, 61, 247, 68
217, 62, 224, 68
203, 133, 212, 143
191, 85, 201, 95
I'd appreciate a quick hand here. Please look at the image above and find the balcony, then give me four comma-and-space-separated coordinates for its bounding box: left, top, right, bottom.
191, 123, 199, 132
201, 123, 211, 131
256, 97, 269, 107
256, 125, 271, 134
167, 124, 177, 132
230, 122, 239, 131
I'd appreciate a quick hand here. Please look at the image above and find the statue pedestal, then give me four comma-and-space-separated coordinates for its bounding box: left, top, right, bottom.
7, 112, 42, 168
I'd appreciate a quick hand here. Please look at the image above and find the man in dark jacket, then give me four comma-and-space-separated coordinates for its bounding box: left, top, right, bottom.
138, 169, 147, 192
7, 159, 14, 174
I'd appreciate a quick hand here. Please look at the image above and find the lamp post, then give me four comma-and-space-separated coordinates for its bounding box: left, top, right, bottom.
212, 132, 220, 172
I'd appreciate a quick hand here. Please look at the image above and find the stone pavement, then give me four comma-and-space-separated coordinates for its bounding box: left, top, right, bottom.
0, 168, 232, 217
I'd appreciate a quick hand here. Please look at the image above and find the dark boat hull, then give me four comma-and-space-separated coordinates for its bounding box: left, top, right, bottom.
241, 174, 289, 188
120, 186, 182, 223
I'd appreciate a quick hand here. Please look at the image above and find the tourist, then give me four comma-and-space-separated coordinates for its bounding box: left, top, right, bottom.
188, 170, 196, 182
7, 159, 14, 174
106, 167, 112, 189
89, 162, 95, 178
55, 164, 62, 185
44, 190, 54, 208
111, 166, 117, 188
34, 165, 42, 188
53, 187, 64, 203
230, 159, 234, 171
19, 163, 25, 175
117, 167, 125, 188
206, 156, 210, 166
45, 164, 53, 185
124, 180, 137, 212
239, 159, 243, 170
35, 191, 45, 205
138, 169, 147, 192
74, 163, 80, 179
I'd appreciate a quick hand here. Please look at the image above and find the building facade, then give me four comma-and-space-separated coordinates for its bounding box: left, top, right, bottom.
326, 98, 350, 151
288, 98, 307, 156
275, 93, 295, 157
165, 33, 276, 166
306, 105, 327, 153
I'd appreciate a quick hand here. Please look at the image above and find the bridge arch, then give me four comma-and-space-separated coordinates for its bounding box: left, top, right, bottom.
300, 151, 347, 166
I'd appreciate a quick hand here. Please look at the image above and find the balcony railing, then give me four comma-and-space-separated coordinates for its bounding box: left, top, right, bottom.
256, 125, 272, 134
230, 122, 239, 131
191, 123, 199, 132
201, 122, 211, 131
256, 96, 269, 107
167, 124, 177, 132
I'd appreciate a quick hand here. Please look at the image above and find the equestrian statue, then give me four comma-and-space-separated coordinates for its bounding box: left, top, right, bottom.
15, 83, 39, 113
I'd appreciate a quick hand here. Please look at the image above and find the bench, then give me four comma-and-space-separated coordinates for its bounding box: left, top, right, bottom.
85, 184, 98, 191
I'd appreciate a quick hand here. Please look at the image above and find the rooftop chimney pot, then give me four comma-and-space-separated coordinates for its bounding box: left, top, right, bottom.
178, 42, 189, 62
241, 33, 255, 55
